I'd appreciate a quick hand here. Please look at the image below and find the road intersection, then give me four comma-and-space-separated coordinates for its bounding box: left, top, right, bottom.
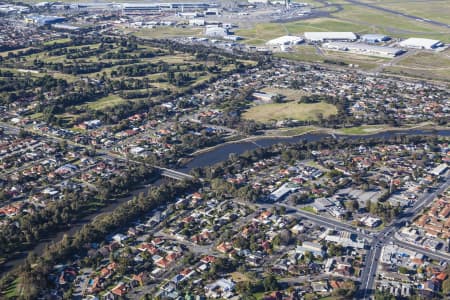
235, 174, 450, 300
357, 175, 450, 299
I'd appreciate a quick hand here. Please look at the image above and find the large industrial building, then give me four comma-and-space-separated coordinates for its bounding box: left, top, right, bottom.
399, 38, 443, 50
304, 32, 357, 42
61, 2, 216, 14
205, 25, 228, 37
322, 42, 405, 58
25, 15, 66, 25
0, 4, 29, 14
266, 35, 304, 46
121, 2, 215, 15
361, 34, 390, 44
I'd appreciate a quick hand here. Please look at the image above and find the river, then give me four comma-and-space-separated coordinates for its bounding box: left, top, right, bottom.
180, 129, 450, 171
1, 128, 449, 275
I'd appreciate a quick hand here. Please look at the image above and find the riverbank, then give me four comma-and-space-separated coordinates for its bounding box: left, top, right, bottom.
180, 127, 450, 173
0, 176, 161, 275
189, 123, 448, 158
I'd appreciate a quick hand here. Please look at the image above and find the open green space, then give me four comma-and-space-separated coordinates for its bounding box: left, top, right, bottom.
396, 50, 450, 69
275, 45, 323, 62
337, 125, 390, 135
334, 4, 450, 42
236, 18, 370, 45
322, 49, 389, 70
284, 18, 369, 34
78, 94, 128, 111
300, 206, 318, 214
384, 65, 450, 82
382, 50, 450, 82
151, 53, 194, 64
243, 101, 337, 123
132, 26, 203, 39
236, 23, 288, 45
3, 279, 19, 298
43, 38, 72, 46
0, 47, 34, 57
236, 0, 450, 45
264, 126, 318, 136
359, 0, 450, 24
276, 46, 388, 70
336, 122, 437, 135
0, 36, 255, 127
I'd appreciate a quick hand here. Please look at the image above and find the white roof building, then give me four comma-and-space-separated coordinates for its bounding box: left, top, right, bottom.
112, 233, 128, 243
296, 241, 325, 257
325, 231, 366, 249
269, 183, 298, 201
189, 18, 205, 26
323, 42, 405, 58
430, 163, 448, 176
399, 38, 443, 49
361, 34, 390, 43
266, 35, 304, 46
359, 215, 381, 228
304, 32, 357, 42
205, 25, 228, 37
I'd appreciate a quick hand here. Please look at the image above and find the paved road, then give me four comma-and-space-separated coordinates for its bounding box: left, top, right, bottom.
345, 0, 450, 29
0, 122, 192, 181
233, 199, 372, 239
394, 238, 450, 261
279, 202, 372, 239
371, 49, 416, 74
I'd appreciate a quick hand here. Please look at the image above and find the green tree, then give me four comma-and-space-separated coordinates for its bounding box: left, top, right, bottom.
262, 274, 279, 291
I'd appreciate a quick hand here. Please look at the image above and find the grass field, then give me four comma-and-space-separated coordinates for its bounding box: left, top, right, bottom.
275, 45, 323, 62
384, 65, 450, 82
236, 0, 450, 44
337, 125, 390, 135
79, 95, 128, 110
151, 53, 194, 64
396, 50, 450, 69
235, 23, 288, 45
323, 49, 389, 69
359, 0, 450, 24
300, 206, 318, 214
264, 125, 318, 136
3, 279, 19, 298
132, 26, 203, 39
236, 18, 370, 45
243, 101, 337, 123
230, 272, 255, 282
43, 38, 72, 46
5, 35, 241, 124
384, 49, 450, 82
333, 4, 450, 42
276, 46, 388, 70
284, 18, 369, 34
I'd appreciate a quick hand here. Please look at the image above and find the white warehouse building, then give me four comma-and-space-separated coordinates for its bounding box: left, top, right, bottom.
399, 38, 443, 50
323, 42, 405, 58
266, 35, 304, 46
205, 25, 228, 37
304, 32, 357, 42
